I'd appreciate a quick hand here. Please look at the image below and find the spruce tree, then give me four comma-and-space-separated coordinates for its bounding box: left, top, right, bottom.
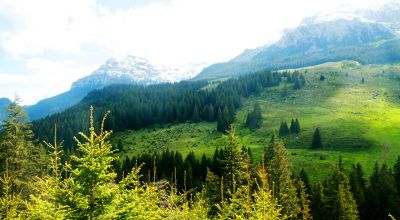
349, 163, 366, 218
56, 107, 117, 219
324, 158, 359, 220
299, 168, 311, 193
221, 125, 249, 194
311, 128, 322, 149
311, 182, 326, 220
296, 179, 312, 220
246, 102, 262, 130
264, 136, 300, 219
0, 97, 44, 198
366, 163, 400, 219
290, 119, 296, 134
295, 118, 301, 133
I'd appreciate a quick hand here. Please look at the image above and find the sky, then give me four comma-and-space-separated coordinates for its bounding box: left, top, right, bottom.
0, 0, 390, 105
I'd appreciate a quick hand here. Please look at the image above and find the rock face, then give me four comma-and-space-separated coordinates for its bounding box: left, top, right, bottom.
196, 1, 400, 80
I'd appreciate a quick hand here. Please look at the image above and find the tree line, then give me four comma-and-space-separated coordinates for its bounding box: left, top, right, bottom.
32, 71, 295, 152
2, 103, 400, 219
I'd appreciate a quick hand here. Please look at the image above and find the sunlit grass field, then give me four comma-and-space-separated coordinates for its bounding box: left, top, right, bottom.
112, 61, 400, 182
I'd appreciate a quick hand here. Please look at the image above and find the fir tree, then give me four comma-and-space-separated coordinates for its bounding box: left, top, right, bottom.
296, 179, 312, 220
279, 121, 290, 137
290, 119, 296, 134
264, 136, 300, 219
349, 163, 366, 218
311, 182, 326, 220
295, 118, 301, 133
246, 102, 262, 130
0, 97, 44, 198
221, 125, 249, 194
299, 168, 311, 194
366, 163, 400, 219
56, 107, 117, 219
311, 128, 322, 149
324, 158, 359, 220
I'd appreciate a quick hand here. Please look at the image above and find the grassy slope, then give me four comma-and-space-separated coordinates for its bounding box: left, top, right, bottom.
112, 61, 400, 183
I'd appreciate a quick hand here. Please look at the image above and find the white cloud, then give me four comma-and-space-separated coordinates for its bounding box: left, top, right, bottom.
0, 0, 390, 104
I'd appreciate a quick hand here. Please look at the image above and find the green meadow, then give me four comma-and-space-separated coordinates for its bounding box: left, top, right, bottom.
112, 61, 400, 182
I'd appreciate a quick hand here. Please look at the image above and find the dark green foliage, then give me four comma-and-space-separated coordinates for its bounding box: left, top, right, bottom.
320, 75, 325, 81
361, 77, 365, 84
0, 98, 45, 199
279, 121, 290, 137
246, 102, 262, 130
220, 126, 249, 193
393, 156, 400, 193
365, 163, 400, 220
349, 163, 367, 219
324, 157, 360, 220
311, 182, 326, 220
33, 71, 284, 149
290, 118, 301, 134
264, 136, 300, 218
299, 168, 311, 194
311, 128, 322, 149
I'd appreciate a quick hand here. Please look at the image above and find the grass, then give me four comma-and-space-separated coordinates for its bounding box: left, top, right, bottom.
112, 61, 400, 183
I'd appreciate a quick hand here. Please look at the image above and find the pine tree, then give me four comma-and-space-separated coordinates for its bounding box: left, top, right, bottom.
0, 97, 44, 198
324, 158, 359, 220
221, 125, 248, 194
246, 102, 262, 130
366, 163, 400, 219
264, 136, 300, 219
349, 163, 366, 218
279, 121, 290, 137
296, 179, 312, 220
311, 182, 326, 220
56, 107, 117, 219
320, 75, 325, 81
289, 119, 295, 133
393, 156, 400, 192
295, 118, 301, 133
311, 128, 322, 149
299, 168, 311, 194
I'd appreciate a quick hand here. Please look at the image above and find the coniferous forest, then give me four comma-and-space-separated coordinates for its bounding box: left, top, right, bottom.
2, 68, 400, 219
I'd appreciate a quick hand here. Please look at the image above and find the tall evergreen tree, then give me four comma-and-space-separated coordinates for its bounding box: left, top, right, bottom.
311, 182, 326, 220
295, 119, 301, 133
324, 158, 359, 220
279, 121, 290, 137
56, 107, 116, 219
311, 128, 322, 149
221, 125, 249, 194
349, 163, 367, 218
290, 119, 296, 133
246, 102, 262, 130
264, 136, 300, 219
0, 97, 44, 198
366, 163, 400, 220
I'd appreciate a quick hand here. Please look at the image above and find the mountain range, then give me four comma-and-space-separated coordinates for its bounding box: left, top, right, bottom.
196, 1, 400, 79
24, 56, 204, 120
2, 1, 400, 120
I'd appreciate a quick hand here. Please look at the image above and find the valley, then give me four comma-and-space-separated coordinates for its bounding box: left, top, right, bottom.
112, 61, 400, 182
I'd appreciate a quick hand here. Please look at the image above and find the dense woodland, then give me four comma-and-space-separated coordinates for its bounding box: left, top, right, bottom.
32, 71, 307, 152
1, 94, 400, 219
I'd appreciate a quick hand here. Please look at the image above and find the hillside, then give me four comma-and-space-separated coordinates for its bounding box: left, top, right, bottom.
197, 19, 400, 79
112, 61, 400, 182
26, 56, 204, 120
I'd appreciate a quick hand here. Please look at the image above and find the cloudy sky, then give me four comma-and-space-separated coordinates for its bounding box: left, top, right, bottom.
0, 0, 389, 105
